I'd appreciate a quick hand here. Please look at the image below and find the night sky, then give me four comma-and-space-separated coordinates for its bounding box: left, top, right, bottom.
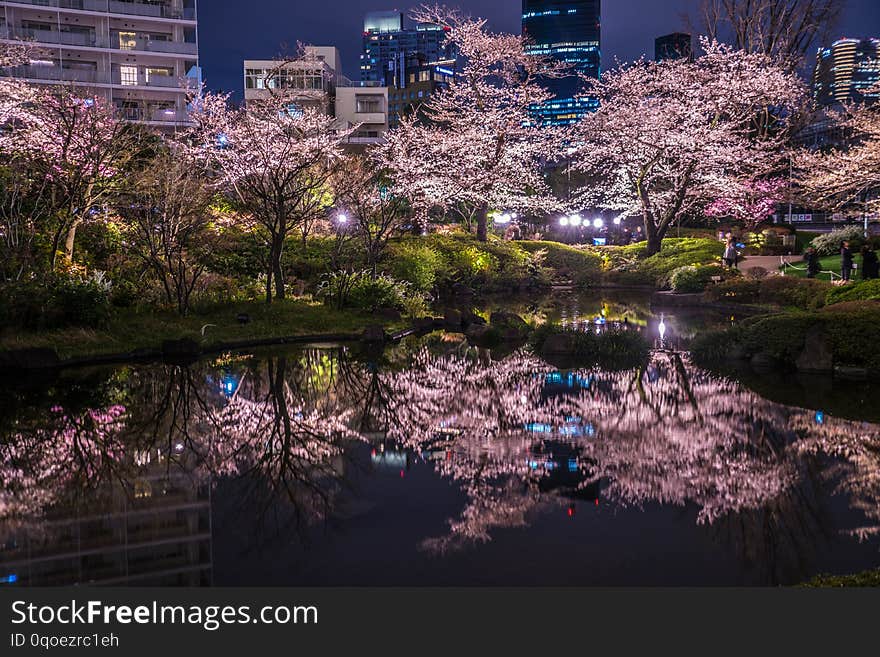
199, 0, 880, 98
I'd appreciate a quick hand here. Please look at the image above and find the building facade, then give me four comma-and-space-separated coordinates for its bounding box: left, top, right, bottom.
522, 0, 601, 125
655, 32, 692, 62
360, 10, 453, 86
244, 46, 339, 115
0, 0, 200, 128
813, 37, 880, 107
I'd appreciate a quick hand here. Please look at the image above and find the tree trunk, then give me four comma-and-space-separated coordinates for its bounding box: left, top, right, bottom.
64, 219, 80, 263
272, 235, 285, 301
476, 202, 489, 242
643, 211, 663, 256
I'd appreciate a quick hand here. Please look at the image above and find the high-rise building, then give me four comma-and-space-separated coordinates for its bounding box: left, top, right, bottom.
360, 10, 453, 86
0, 0, 200, 128
813, 37, 880, 107
655, 32, 692, 62
522, 0, 601, 125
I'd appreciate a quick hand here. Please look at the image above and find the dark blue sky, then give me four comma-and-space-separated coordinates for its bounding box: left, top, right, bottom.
199, 1, 880, 97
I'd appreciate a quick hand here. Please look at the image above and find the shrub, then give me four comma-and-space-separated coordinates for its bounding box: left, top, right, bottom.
704, 279, 762, 304
387, 241, 445, 291
317, 270, 421, 313
825, 279, 880, 305
810, 226, 865, 256
758, 276, 829, 309
0, 271, 112, 330
669, 264, 731, 293
517, 241, 602, 287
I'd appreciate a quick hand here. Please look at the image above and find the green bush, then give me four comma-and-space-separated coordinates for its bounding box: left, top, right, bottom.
595, 238, 724, 288
810, 226, 865, 256
317, 269, 422, 313
704, 279, 762, 304
386, 241, 445, 291
516, 241, 602, 287
757, 276, 829, 309
0, 272, 112, 330
669, 264, 731, 293
826, 279, 880, 305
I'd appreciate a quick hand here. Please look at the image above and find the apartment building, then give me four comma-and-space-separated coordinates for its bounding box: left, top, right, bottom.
0, 0, 200, 128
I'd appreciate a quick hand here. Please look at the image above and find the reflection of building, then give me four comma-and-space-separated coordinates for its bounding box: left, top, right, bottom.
522, 0, 601, 125
0, 473, 211, 586
813, 37, 880, 107
0, 0, 200, 128
655, 33, 692, 62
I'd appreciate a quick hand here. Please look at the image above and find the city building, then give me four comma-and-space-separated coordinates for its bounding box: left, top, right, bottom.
655, 32, 692, 62
813, 37, 880, 107
360, 10, 453, 86
522, 0, 601, 125
386, 57, 454, 128
243, 47, 389, 147
0, 0, 200, 129
244, 46, 339, 115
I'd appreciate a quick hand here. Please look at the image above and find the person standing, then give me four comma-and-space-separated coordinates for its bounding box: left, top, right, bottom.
861, 245, 879, 280
723, 237, 737, 269
841, 241, 853, 282
804, 246, 820, 278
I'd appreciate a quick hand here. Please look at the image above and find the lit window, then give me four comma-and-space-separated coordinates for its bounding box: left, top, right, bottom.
120, 65, 138, 86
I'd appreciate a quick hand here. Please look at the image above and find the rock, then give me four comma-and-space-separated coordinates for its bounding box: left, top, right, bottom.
490, 312, 530, 338
465, 324, 495, 344
443, 308, 463, 330
461, 311, 487, 328
834, 365, 867, 381
361, 325, 387, 343
375, 307, 402, 321
541, 333, 578, 356
750, 352, 778, 370
161, 338, 202, 361
451, 283, 474, 297
795, 326, 833, 373
0, 348, 61, 370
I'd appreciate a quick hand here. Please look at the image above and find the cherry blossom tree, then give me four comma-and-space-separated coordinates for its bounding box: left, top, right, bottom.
5, 88, 140, 266
570, 41, 806, 255
796, 100, 880, 215
705, 177, 787, 226
188, 92, 352, 302
117, 146, 217, 315
377, 6, 567, 241
331, 155, 411, 277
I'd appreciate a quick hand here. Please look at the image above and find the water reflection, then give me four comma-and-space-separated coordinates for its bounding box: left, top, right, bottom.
0, 333, 878, 586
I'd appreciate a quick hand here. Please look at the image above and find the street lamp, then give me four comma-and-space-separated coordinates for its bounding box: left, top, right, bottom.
593, 218, 604, 229
559, 216, 570, 227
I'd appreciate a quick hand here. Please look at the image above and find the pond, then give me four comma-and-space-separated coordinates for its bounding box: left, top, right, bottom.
1, 292, 878, 586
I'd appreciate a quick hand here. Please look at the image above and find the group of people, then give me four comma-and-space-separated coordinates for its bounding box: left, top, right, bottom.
804, 241, 879, 282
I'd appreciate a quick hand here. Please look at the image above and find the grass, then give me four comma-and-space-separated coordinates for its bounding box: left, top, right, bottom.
0, 298, 402, 361
780, 254, 841, 281
800, 568, 880, 587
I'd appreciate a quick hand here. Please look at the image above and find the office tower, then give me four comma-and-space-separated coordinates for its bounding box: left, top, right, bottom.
655, 32, 692, 62
522, 0, 601, 125
813, 37, 880, 106
360, 10, 453, 86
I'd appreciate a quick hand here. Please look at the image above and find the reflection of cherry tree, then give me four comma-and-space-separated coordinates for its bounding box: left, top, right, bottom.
383, 344, 879, 552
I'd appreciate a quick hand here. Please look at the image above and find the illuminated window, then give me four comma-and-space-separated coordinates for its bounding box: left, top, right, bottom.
118, 31, 137, 50
120, 65, 137, 86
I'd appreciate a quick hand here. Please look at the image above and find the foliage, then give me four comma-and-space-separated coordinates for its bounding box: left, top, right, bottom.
825, 279, 880, 305
597, 238, 724, 287
705, 275, 830, 309
386, 241, 446, 291
800, 568, 880, 588
0, 271, 112, 330
669, 264, 732, 293
516, 241, 603, 287
809, 226, 866, 256
317, 270, 422, 313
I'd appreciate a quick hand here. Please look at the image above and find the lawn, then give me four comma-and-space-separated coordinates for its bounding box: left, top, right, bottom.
780, 254, 845, 281
0, 299, 402, 361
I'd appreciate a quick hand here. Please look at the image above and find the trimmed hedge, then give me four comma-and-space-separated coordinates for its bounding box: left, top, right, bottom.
669, 264, 733, 293
704, 276, 831, 309
595, 238, 724, 288
825, 279, 880, 305
516, 240, 603, 287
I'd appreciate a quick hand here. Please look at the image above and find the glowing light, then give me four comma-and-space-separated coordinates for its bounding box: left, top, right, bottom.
613, 216, 622, 225
815, 411, 825, 425
658, 314, 667, 341
569, 214, 583, 227
559, 216, 570, 227
337, 213, 348, 224
593, 218, 604, 228
1, 574, 17, 584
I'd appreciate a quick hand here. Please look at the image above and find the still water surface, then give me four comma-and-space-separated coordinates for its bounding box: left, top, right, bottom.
1, 293, 878, 586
